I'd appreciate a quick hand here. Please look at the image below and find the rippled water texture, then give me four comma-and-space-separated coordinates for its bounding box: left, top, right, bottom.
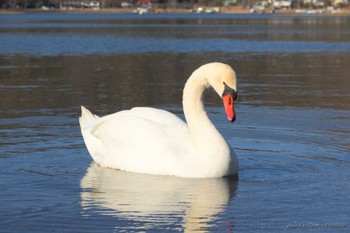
0, 13, 350, 232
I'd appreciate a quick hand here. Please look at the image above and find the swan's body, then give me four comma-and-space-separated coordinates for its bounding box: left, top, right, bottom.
80, 62, 239, 178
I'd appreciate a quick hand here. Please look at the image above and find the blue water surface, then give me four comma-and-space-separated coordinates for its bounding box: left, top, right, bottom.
0, 13, 350, 233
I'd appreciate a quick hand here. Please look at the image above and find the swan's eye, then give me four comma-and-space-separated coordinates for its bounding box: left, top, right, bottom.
233, 90, 238, 100
222, 82, 237, 100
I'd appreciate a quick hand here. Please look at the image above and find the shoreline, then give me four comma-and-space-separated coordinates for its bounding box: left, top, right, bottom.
1, 6, 349, 15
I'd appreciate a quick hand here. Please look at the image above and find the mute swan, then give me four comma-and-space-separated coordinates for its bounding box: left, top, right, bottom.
80, 62, 239, 178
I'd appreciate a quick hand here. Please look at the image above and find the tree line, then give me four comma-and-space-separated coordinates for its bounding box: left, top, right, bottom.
0, 0, 225, 9
1, 0, 57, 8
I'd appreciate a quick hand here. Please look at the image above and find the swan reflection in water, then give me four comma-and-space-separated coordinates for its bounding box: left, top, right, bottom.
80, 163, 238, 232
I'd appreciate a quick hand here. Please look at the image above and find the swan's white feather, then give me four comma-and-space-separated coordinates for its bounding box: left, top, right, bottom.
81, 107, 194, 176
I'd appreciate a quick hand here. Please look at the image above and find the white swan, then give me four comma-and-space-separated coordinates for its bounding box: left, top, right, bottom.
79, 62, 239, 178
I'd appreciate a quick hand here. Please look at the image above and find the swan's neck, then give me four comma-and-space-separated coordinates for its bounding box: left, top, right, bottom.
182, 70, 228, 155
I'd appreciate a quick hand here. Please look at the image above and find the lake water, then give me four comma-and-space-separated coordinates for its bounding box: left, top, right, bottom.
0, 13, 349, 232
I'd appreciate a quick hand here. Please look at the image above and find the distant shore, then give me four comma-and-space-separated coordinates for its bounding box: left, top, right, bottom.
1, 5, 350, 15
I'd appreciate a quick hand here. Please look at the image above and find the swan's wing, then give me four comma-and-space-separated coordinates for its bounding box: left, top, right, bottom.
87, 108, 192, 166
84, 107, 192, 175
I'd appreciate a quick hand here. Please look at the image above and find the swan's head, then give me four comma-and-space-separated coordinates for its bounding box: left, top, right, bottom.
205, 63, 238, 122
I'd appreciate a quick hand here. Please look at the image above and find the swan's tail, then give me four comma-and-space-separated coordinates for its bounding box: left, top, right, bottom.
79, 106, 104, 165
79, 106, 99, 129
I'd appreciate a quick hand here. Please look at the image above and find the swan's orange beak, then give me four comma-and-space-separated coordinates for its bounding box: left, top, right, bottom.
223, 94, 236, 122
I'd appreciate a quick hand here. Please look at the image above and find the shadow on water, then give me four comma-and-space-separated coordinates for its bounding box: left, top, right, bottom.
80, 163, 238, 232
1, 52, 350, 117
